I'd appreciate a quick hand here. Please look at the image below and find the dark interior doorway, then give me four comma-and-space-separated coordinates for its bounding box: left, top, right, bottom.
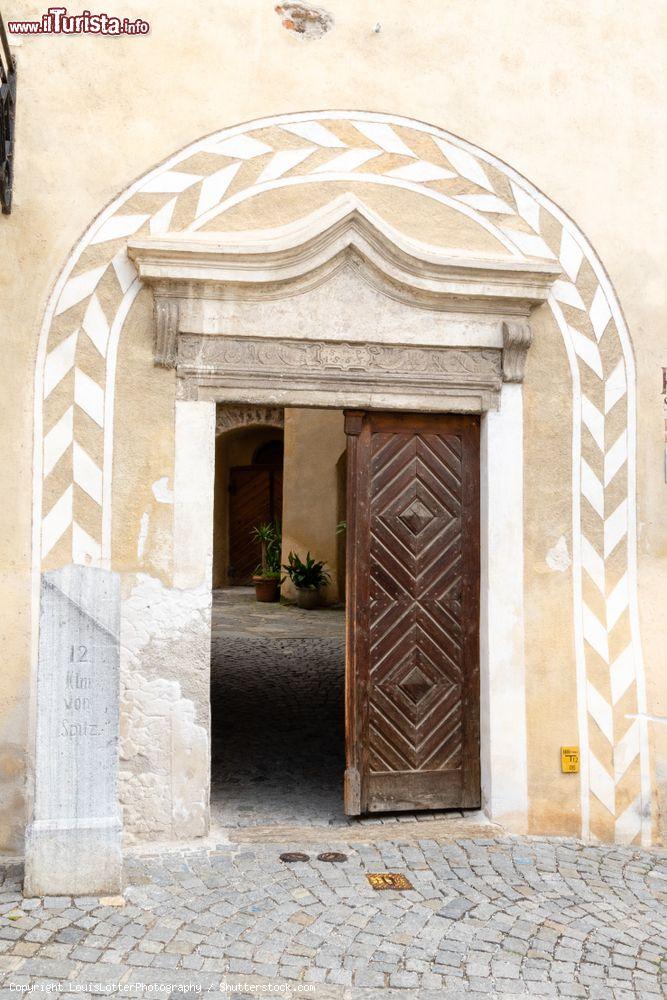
213, 426, 284, 588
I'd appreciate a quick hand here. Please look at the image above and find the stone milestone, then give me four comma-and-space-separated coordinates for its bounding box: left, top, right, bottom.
24, 565, 122, 897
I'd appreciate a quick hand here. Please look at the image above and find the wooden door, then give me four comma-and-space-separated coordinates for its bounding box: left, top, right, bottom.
344, 411, 480, 814
228, 467, 283, 585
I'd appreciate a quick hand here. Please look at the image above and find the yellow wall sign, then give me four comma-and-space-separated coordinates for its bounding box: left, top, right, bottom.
561, 746, 580, 773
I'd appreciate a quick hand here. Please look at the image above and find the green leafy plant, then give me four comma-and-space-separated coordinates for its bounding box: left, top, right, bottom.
282, 550, 330, 591
252, 520, 282, 579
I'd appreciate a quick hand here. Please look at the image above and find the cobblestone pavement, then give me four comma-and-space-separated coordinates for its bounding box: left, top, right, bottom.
0, 837, 665, 998
2, 595, 663, 996
209, 590, 479, 832
210, 588, 347, 829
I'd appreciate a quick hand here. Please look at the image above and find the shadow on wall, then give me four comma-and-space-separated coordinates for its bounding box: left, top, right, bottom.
281, 409, 347, 606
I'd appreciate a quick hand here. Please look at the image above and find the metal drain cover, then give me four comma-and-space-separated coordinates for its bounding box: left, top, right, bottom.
366, 872, 414, 891
279, 852, 310, 863
317, 852, 347, 863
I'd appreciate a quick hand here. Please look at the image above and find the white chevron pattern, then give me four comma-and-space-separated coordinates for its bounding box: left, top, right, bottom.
312, 148, 381, 173
91, 214, 150, 246
282, 121, 345, 146
256, 148, 315, 183
43, 331, 78, 399
140, 170, 202, 193
111, 248, 138, 293
195, 163, 241, 218
55, 266, 106, 316
610, 646, 635, 705
351, 120, 416, 156
73, 368, 104, 427
43, 406, 73, 477
33, 113, 650, 845
72, 522, 101, 564
72, 443, 102, 504
82, 294, 110, 357
42, 485, 73, 557
559, 228, 584, 282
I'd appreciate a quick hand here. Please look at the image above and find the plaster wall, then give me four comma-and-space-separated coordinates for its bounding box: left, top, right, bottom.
0, 0, 665, 851
281, 410, 347, 605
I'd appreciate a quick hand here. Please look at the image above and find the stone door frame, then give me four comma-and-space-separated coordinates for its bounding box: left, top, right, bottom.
129, 193, 561, 834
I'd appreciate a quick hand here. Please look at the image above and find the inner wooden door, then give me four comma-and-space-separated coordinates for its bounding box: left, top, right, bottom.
228, 466, 283, 585
344, 411, 480, 815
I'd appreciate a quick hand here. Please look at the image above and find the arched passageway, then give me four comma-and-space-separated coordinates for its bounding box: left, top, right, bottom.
211, 407, 346, 827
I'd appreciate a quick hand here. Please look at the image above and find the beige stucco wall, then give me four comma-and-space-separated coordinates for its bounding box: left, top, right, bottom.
281, 409, 347, 604
1, 0, 665, 851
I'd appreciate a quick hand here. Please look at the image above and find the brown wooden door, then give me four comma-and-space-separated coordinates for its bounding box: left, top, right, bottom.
344, 411, 480, 815
228, 467, 283, 585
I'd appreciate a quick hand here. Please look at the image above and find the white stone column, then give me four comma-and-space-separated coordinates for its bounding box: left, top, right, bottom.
170, 399, 216, 836
479, 383, 529, 832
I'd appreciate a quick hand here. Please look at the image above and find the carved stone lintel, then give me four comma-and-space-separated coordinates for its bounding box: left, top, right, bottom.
179, 335, 503, 411
502, 321, 533, 383
178, 335, 502, 383
215, 404, 284, 436
154, 296, 179, 368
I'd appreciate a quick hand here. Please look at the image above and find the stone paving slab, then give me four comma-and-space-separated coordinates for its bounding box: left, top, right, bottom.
228, 816, 503, 843
0, 836, 664, 997
212, 588, 346, 640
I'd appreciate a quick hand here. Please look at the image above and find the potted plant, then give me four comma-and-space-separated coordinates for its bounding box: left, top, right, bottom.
251, 521, 282, 602
283, 550, 330, 609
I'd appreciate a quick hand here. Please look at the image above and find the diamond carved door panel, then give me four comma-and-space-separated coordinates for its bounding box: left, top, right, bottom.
344, 411, 480, 815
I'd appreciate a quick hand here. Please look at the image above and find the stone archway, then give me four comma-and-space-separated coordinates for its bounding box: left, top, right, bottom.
28, 111, 652, 895
216, 405, 284, 437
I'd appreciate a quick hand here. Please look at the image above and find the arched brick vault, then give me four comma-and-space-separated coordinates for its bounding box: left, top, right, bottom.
32, 111, 649, 845
215, 405, 284, 437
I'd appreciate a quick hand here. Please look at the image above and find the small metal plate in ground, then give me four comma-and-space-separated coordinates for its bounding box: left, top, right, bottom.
317, 852, 347, 863
279, 852, 310, 863
366, 872, 414, 891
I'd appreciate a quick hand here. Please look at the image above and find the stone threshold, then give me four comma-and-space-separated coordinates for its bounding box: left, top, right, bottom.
123, 810, 504, 859
228, 814, 504, 845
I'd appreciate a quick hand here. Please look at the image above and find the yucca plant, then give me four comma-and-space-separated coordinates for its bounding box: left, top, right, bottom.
251, 520, 282, 580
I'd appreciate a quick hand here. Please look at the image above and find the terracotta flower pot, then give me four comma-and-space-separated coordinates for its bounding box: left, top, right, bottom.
253, 576, 280, 603
295, 587, 319, 610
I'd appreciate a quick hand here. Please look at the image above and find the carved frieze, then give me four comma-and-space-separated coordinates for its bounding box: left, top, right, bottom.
179, 335, 502, 384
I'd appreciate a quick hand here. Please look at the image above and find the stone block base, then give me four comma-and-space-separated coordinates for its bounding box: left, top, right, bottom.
24, 817, 122, 897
